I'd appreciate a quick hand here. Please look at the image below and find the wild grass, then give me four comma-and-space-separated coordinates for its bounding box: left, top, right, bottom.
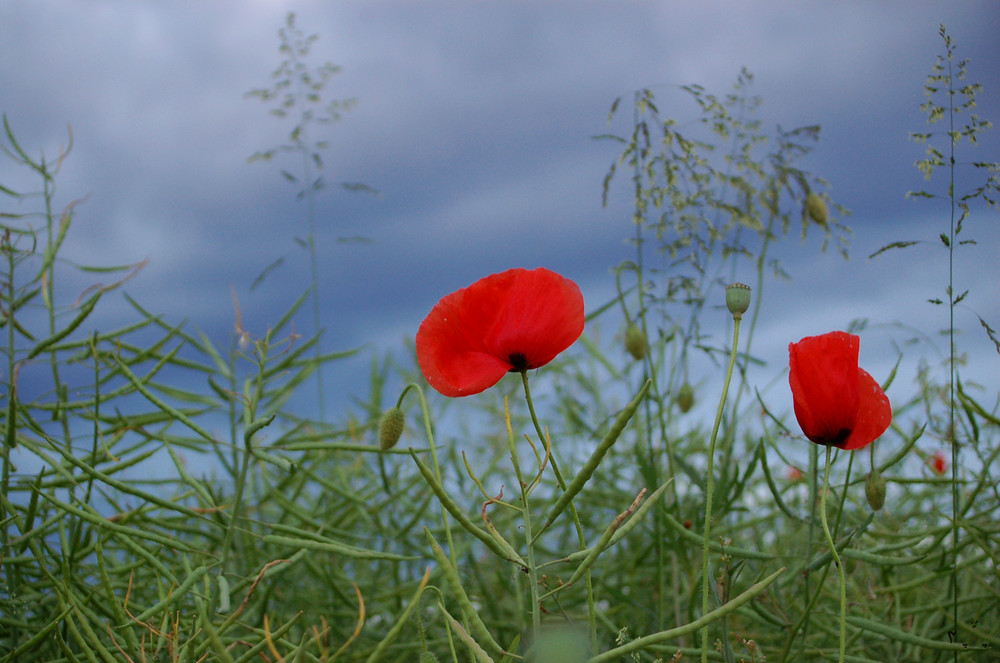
1, 24, 997, 663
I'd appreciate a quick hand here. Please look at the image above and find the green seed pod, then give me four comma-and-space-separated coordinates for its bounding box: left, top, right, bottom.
725, 283, 751, 320
675, 382, 695, 413
378, 407, 405, 450
865, 469, 886, 511
805, 193, 829, 226
624, 323, 648, 360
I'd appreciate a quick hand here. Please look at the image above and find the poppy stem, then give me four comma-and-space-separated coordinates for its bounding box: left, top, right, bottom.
519, 371, 570, 492
504, 397, 542, 641
820, 444, 847, 663
699, 313, 741, 662
519, 370, 599, 653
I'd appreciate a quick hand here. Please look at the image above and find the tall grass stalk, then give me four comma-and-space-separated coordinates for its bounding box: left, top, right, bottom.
871, 24, 998, 657
699, 288, 743, 662
247, 12, 373, 421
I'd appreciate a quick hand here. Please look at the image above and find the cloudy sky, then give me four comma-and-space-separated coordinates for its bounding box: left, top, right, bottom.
2, 1, 999, 428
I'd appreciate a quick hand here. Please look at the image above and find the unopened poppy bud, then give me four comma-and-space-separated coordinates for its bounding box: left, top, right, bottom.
725, 283, 751, 320
378, 407, 405, 450
419, 652, 440, 663
865, 469, 886, 511
625, 323, 647, 360
805, 193, 828, 226
675, 382, 695, 413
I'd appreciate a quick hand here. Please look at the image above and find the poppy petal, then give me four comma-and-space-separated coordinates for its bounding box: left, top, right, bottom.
483, 268, 584, 369
415, 284, 508, 397
839, 367, 892, 450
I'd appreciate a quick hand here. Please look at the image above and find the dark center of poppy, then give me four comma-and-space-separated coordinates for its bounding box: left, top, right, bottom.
507, 352, 529, 372
825, 427, 852, 448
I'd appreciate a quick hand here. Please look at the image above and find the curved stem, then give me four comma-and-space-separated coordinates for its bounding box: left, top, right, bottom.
819, 445, 847, 663
699, 314, 742, 662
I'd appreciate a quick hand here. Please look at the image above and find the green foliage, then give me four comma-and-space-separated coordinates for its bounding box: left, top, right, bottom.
871, 27, 999, 656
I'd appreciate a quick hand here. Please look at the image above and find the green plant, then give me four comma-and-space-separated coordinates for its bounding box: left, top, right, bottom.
871, 24, 998, 660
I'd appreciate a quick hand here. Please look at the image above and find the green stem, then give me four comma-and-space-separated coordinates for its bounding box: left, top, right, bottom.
819, 445, 847, 663
217, 333, 273, 610
218, 436, 252, 585
520, 370, 598, 652
505, 397, 541, 640
944, 39, 959, 663
288, 41, 327, 424
408, 383, 458, 562
1, 235, 18, 630
699, 313, 742, 662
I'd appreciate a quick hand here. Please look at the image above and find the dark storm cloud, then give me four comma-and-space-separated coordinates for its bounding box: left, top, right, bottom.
2, 1, 998, 416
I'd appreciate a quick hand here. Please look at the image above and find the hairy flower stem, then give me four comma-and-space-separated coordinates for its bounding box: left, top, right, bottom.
699, 313, 741, 662
820, 445, 847, 663
520, 371, 598, 652
504, 398, 541, 641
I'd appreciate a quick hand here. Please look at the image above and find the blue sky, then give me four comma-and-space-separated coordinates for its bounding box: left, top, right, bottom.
2, 1, 999, 432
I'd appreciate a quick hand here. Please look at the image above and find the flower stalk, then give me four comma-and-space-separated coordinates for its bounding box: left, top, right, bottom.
820, 445, 848, 663
699, 286, 745, 661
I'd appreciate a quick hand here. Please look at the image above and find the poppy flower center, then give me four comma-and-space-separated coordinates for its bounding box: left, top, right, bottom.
507, 352, 529, 372
826, 427, 852, 448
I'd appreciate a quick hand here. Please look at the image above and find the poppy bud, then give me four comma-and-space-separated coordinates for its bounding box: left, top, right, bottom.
625, 323, 648, 360
725, 283, 751, 320
419, 653, 440, 663
865, 469, 886, 511
378, 407, 405, 450
675, 382, 695, 413
805, 193, 828, 226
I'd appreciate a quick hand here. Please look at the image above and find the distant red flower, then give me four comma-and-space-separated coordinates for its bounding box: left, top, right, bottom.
930, 451, 947, 475
787, 467, 804, 481
788, 331, 891, 451
416, 267, 584, 397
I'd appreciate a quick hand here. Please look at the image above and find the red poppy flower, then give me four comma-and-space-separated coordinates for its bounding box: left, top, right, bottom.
416, 267, 585, 397
788, 331, 891, 451
929, 451, 947, 475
